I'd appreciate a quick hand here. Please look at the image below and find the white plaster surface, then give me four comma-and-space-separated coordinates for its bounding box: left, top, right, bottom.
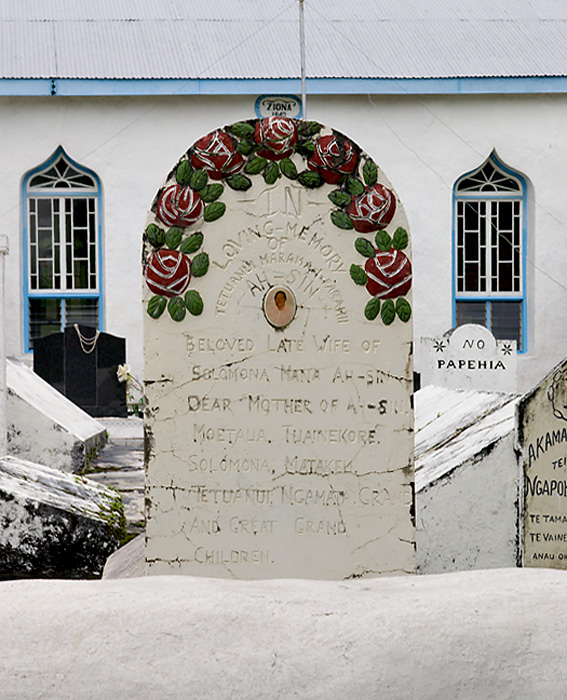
6, 357, 106, 472
415, 386, 519, 573
421, 324, 517, 393
2, 568, 567, 700
144, 123, 414, 579
103, 533, 146, 579
415, 385, 518, 491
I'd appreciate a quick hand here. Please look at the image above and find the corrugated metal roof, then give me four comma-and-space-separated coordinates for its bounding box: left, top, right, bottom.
1, 0, 567, 80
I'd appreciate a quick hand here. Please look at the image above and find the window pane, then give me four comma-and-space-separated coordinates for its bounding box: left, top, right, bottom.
74, 260, 88, 288
38, 261, 53, 289
491, 301, 522, 345
456, 301, 487, 327
38, 229, 53, 258
37, 199, 52, 227
73, 199, 87, 227
74, 228, 88, 255
65, 299, 99, 329
29, 298, 61, 348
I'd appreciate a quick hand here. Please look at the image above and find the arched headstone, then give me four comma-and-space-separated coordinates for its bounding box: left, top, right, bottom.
142, 118, 415, 578
519, 358, 567, 568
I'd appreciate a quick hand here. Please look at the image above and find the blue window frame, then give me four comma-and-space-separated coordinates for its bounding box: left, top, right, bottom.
22, 146, 103, 352
453, 151, 527, 352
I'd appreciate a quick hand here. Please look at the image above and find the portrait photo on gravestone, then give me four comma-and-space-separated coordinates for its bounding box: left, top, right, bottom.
142, 117, 415, 579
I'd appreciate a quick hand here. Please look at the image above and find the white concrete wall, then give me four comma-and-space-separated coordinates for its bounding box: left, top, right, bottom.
416, 432, 519, 574
1, 92, 565, 392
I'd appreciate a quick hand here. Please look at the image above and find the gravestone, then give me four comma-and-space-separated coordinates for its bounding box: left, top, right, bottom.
420, 324, 516, 393
143, 118, 415, 578
34, 326, 127, 417
518, 358, 567, 569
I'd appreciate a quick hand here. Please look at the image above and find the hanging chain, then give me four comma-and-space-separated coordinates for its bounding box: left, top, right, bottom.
73, 324, 100, 354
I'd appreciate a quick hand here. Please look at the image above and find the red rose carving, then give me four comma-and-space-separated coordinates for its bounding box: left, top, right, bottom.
255, 117, 298, 160
365, 249, 412, 299
146, 249, 191, 298
157, 185, 204, 228
345, 184, 396, 233
191, 129, 245, 180
307, 134, 358, 184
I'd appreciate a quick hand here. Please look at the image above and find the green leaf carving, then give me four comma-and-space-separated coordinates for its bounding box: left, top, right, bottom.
176, 161, 192, 186
396, 297, 412, 322
298, 121, 322, 137
381, 299, 396, 325
375, 231, 393, 252
365, 297, 380, 321
146, 223, 165, 247
297, 171, 323, 188
179, 232, 203, 254
165, 227, 182, 250
147, 295, 167, 319
263, 161, 280, 185
363, 160, 378, 186
226, 174, 253, 191
296, 140, 316, 157
350, 264, 367, 286
346, 177, 365, 196
355, 237, 375, 258
200, 183, 224, 203
392, 226, 409, 250
328, 190, 352, 208
189, 169, 208, 191
244, 156, 268, 175
280, 158, 298, 179
231, 122, 256, 139
168, 297, 187, 322
203, 201, 226, 222
237, 141, 256, 156
185, 289, 204, 316
331, 210, 354, 230
191, 252, 209, 277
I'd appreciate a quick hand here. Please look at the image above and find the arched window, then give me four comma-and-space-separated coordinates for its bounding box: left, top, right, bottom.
453, 151, 527, 351
22, 147, 103, 351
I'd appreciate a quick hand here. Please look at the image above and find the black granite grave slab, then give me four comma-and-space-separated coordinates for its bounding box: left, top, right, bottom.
34, 326, 127, 417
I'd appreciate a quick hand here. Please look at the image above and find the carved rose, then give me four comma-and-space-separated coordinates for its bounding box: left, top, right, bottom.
345, 184, 396, 233
157, 185, 204, 228
146, 249, 191, 298
307, 134, 357, 184
365, 249, 412, 299
191, 129, 245, 180
255, 117, 297, 160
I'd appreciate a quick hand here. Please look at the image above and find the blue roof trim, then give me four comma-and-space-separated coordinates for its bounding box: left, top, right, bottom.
2, 76, 567, 97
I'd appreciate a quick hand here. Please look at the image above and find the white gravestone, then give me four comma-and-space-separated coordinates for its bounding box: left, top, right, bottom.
143, 118, 415, 579
421, 324, 516, 393
518, 358, 567, 569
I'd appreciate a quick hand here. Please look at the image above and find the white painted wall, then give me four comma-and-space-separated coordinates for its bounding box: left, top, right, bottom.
0, 92, 565, 392
417, 432, 519, 574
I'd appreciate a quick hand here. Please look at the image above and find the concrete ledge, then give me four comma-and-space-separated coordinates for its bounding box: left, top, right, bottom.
7, 358, 106, 472
1, 568, 566, 699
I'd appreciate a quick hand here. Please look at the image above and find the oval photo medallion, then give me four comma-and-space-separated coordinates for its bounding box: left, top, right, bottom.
263, 286, 296, 329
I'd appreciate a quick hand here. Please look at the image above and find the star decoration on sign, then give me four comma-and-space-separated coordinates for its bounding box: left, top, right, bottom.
434, 340, 446, 353
501, 343, 513, 356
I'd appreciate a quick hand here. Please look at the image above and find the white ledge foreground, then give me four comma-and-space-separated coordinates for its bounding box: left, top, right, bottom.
1, 568, 565, 700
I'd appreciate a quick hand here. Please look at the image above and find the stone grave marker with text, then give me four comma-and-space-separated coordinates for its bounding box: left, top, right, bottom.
518, 358, 567, 569
143, 118, 415, 578
421, 324, 516, 393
